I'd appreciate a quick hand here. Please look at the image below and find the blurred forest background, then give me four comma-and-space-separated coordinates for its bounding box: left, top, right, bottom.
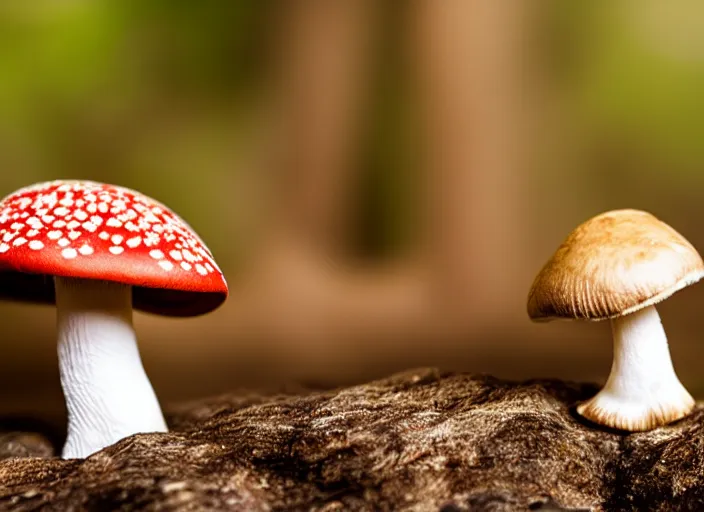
3, 1, 704, 427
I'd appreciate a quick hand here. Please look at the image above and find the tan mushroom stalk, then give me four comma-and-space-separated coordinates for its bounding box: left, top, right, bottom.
527, 209, 703, 431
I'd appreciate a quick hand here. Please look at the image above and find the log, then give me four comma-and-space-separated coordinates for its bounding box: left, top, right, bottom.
0, 369, 701, 511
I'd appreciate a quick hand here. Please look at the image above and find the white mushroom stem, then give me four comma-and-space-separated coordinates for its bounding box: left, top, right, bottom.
56, 276, 168, 459
577, 304, 694, 431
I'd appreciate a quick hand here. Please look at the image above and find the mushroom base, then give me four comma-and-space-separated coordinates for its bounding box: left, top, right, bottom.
577, 390, 694, 432
575, 305, 694, 432
56, 276, 168, 459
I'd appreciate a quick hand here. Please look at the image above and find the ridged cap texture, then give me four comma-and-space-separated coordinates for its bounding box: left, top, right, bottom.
527, 209, 704, 321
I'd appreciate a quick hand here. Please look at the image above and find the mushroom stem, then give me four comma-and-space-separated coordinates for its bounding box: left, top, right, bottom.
577, 305, 694, 431
55, 276, 167, 459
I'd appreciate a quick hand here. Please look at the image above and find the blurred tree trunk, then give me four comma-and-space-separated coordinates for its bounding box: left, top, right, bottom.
232, 0, 427, 366
235, 0, 528, 346
413, 0, 528, 337
210, 0, 529, 380
268, 0, 375, 257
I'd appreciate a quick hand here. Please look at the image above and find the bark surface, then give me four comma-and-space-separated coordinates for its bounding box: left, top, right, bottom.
0, 369, 701, 511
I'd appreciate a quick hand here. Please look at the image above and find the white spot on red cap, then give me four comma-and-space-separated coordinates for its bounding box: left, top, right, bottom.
144, 232, 159, 247
126, 236, 141, 248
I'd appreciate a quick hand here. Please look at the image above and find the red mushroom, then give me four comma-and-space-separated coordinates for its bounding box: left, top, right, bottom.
0, 180, 228, 458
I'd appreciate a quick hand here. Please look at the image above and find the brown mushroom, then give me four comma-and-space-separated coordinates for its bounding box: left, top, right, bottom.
528, 209, 703, 431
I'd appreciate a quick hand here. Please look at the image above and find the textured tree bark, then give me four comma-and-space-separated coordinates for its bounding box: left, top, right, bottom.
1, 369, 702, 511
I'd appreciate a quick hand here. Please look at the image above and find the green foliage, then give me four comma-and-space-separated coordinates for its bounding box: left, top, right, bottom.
554, 2, 704, 179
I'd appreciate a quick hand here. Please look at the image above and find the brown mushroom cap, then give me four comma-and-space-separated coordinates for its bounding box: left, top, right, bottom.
527, 209, 704, 321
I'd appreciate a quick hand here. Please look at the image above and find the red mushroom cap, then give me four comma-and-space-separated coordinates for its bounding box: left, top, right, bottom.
0, 180, 228, 317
